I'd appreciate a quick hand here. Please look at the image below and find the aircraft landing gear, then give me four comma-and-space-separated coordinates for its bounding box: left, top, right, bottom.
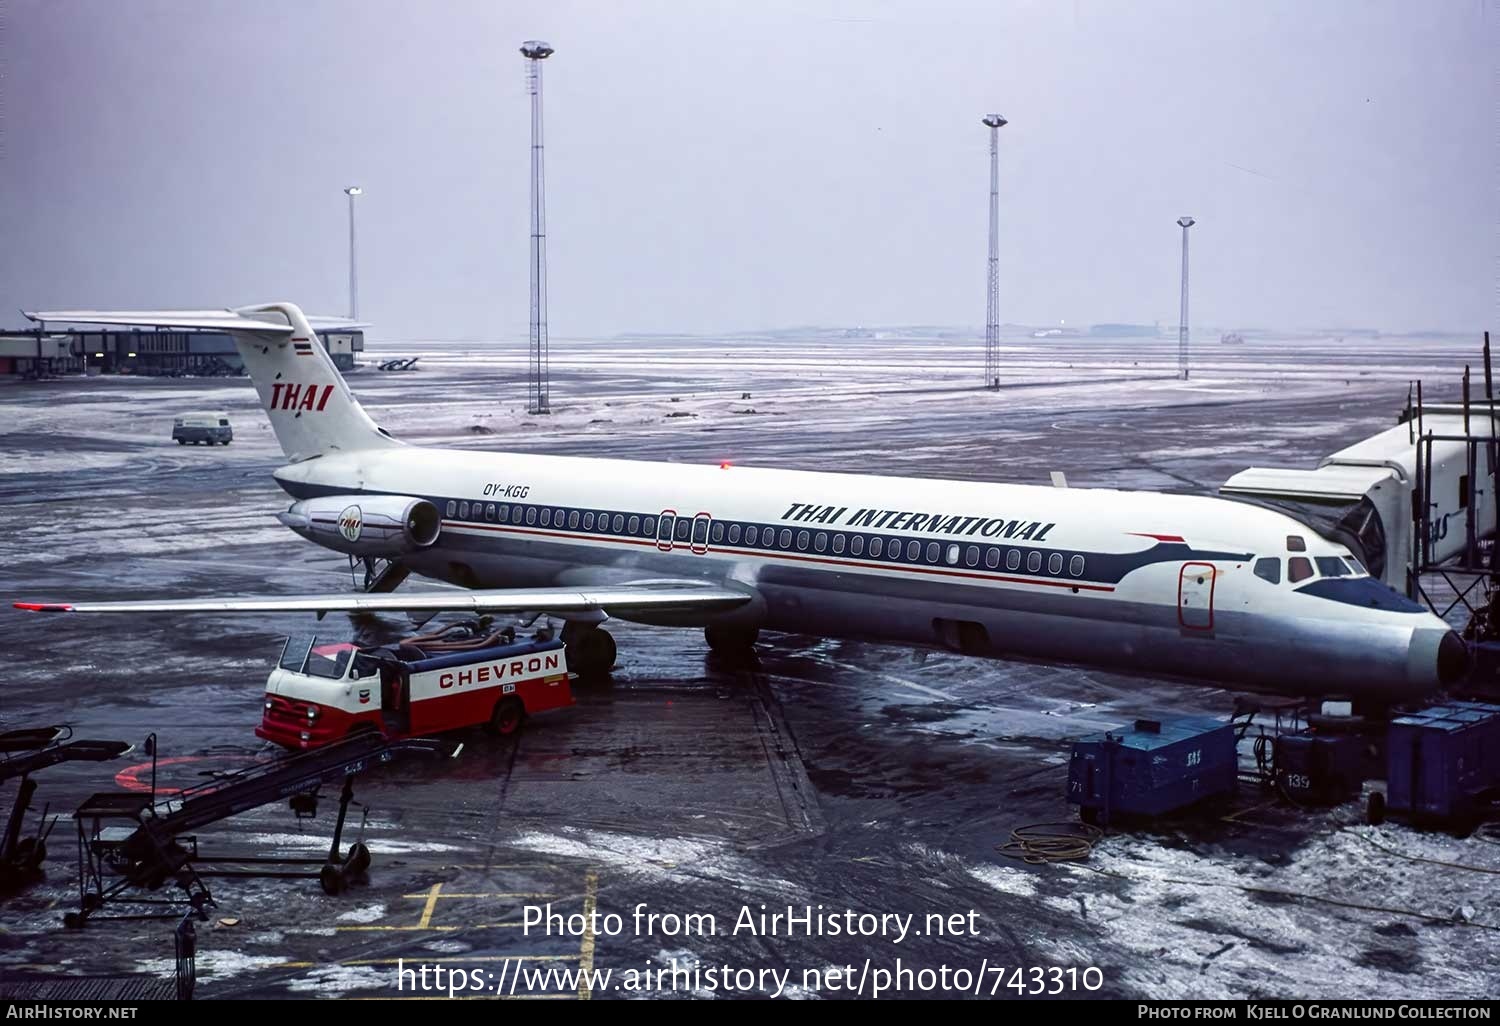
705, 624, 760, 656
563, 623, 616, 679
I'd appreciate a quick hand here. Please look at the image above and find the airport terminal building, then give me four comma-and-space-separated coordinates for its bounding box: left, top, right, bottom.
0, 326, 364, 378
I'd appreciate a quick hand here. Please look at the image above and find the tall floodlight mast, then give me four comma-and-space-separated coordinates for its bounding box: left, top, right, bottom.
344, 186, 362, 321
1177, 216, 1195, 381
522, 40, 554, 415
982, 114, 1007, 390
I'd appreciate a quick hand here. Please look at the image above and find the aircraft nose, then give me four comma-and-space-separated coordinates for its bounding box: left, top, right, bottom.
1408, 628, 1470, 689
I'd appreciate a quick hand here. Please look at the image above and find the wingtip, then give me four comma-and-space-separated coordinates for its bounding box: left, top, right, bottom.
13, 602, 72, 612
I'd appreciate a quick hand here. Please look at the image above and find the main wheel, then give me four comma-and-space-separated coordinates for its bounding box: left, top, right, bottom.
566, 627, 616, 678
346, 842, 372, 876
706, 624, 760, 655
489, 696, 525, 736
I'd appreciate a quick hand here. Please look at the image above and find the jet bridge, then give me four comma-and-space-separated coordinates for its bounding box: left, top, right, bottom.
1222, 336, 1500, 637
1222, 400, 1500, 600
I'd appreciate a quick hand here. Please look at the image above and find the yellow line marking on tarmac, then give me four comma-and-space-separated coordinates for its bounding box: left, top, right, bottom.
336, 923, 526, 932
436, 864, 569, 871
1220, 799, 1279, 824
359, 955, 582, 965
417, 883, 443, 929
276, 955, 582, 970
578, 870, 599, 1001
350, 995, 573, 1001
401, 892, 553, 900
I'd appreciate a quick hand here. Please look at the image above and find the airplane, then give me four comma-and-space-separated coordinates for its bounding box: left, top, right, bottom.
14, 303, 1469, 708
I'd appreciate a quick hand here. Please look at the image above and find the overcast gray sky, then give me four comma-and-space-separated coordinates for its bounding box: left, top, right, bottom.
3, 0, 1495, 340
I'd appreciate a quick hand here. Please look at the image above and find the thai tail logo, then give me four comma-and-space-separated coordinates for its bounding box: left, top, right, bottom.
268, 382, 336, 412
338, 505, 363, 543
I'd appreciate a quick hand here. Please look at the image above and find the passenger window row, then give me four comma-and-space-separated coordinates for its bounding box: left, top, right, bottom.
442, 500, 1088, 579
446, 499, 657, 538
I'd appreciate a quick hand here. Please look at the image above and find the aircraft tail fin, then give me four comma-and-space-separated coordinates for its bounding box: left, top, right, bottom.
26, 303, 399, 461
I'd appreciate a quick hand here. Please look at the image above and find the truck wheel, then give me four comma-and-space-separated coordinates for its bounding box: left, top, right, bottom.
566, 627, 616, 679
176, 438, 186, 445
490, 697, 525, 736
706, 624, 760, 655
1366, 791, 1386, 826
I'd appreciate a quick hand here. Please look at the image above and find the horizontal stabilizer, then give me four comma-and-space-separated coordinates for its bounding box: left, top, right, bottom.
25, 309, 295, 334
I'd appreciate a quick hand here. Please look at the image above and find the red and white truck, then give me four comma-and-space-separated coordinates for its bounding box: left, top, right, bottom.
258, 625, 573, 750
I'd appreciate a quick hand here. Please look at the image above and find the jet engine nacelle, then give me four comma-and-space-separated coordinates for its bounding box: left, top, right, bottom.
277, 494, 441, 557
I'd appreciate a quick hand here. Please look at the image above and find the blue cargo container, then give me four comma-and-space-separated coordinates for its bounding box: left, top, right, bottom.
1068, 717, 1237, 825
1274, 730, 1370, 805
1384, 702, 1500, 823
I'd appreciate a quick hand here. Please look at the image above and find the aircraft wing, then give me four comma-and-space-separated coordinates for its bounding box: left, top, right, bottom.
15, 581, 753, 618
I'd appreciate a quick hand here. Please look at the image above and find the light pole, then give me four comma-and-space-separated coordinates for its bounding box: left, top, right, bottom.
982, 114, 1006, 391
344, 186, 363, 321
521, 40, 554, 415
1176, 216, 1195, 381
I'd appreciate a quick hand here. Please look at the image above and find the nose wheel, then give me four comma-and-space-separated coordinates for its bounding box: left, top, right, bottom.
563, 624, 616, 679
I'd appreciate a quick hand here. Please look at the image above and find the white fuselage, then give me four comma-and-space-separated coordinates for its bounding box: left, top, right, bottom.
273, 445, 1464, 701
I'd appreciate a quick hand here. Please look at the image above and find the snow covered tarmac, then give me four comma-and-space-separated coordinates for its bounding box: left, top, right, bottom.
0, 329, 1495, 1000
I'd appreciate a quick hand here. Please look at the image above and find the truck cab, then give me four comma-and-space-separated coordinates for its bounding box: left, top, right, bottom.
258, 628, 572, 750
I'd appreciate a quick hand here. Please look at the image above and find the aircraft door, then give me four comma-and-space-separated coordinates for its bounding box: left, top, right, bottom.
1178, 562, 1216, 630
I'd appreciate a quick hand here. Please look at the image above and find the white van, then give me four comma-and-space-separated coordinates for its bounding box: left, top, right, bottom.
172, 411, 233, 445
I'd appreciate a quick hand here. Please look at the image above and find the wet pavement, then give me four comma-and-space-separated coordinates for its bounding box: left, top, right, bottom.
0, 331, 1497, 1000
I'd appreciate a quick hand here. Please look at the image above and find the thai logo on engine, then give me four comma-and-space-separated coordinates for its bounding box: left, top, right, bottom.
338, 505, 363, 543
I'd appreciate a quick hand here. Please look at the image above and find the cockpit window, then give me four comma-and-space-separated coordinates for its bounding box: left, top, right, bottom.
1287, 556, 1314, 583
1315, 556, 1351, 578
1286, 535, 1307, 552
1253, 557, 1281, 584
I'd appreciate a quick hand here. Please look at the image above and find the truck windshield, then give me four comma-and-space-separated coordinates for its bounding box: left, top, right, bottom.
306, 641, 357, 679
279, 635, 314, 672
278, 635, 356, 678
351, 653, 384, 679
